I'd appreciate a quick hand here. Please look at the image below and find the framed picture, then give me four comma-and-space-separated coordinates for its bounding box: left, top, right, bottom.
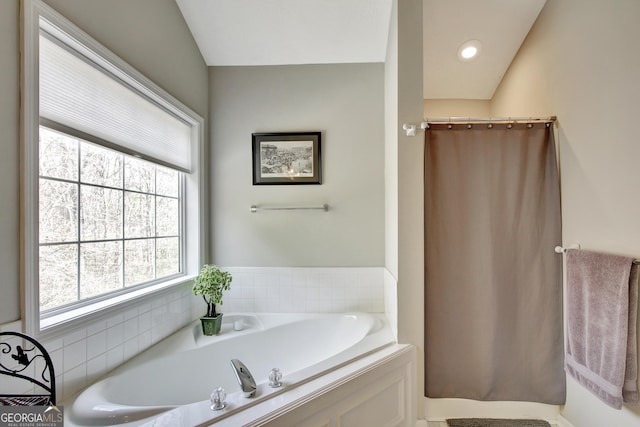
252, 132, 322, 185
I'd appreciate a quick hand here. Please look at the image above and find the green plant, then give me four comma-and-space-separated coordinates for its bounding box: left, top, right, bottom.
192, 265, 232, 318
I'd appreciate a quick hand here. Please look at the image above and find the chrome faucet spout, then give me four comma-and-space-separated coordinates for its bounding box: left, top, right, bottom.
230, 359, 257, 397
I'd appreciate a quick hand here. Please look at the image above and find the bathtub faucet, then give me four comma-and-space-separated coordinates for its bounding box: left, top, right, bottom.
230, 359, 256, 397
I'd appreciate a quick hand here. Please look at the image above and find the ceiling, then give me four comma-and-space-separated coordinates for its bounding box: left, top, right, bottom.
423, 0, 546, 99
176, 0, 546, 100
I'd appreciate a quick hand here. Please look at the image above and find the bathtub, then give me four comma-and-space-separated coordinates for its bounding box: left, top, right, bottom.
67, 312, 405, 426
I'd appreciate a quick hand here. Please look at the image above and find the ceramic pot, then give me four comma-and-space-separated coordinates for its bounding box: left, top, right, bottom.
200, 314, 223, 336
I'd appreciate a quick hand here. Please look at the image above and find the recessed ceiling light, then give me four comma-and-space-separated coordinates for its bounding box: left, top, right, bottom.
457, 40, 482, 62
461, 46, 478, 59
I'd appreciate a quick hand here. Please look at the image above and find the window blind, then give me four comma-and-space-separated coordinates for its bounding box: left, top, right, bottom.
39, 33, 192, 172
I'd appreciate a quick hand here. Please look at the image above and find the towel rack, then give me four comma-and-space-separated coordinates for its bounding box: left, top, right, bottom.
554, 245, 580, 254
555, 245, 640, 265
250, 204, 329, 213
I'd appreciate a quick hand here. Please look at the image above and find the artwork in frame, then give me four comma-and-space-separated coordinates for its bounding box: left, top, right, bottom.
252, 132, 322, 185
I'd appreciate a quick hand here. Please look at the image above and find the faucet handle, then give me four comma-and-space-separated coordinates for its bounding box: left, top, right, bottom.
269, 368, 283, 388
210, 387, 226, 411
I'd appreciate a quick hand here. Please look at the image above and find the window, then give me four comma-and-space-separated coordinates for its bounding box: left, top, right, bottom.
22, 1, 204, 334
39, 127, 183, 313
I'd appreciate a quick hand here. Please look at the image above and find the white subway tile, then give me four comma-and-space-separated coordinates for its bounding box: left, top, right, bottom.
278, 269, 293, 286
138, 311, 151, 332
371, 299, 385, 313
123, 337, 139, 361
63, 328, 87, 346
49, 348, 63, 378
254, 286, 268, 299
254, 272, 267, 288
86, 353, 107, 384
292, 287, 306, 300
279, 297, 293, 313
345, 299, 360, 311
138, 301, 152, 314
54, 374, 63, 404
318, 288, 332, 300
169, 299, 181, 315
42, 337, 64, 353
123, 317, 139, 341
305, 299, 319, 312
106, 345, 123, 371
138, 330, 152, 351
226, 285, 241, 298
241, 286, 255, 299
267, 286, 281, 299
63, 339, 87, 373
106, 313, 124, 328
332, 300, 346, 313
123, 307, 138, 321
239, 300, 255, 312
151, 295, 167, 309
358, 285, 376, 299
63, 363, 86, 401
86, 319, 107, 336
233, 271, 254, 287
289, 299, 304, 313
254, 300, 269, 312
331, 287, 346, 299
86, 330, 107, 360
345, 287, 359, 300
107, 323, 124, 350
292, 270, 307, 288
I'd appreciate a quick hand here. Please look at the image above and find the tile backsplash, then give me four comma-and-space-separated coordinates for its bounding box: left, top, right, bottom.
45, 284, 196, 403
220, 267, 385, 314
0, 267, 385, 402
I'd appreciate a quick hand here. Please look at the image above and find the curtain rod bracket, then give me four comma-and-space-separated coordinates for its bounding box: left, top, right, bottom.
402, 123, 417, 136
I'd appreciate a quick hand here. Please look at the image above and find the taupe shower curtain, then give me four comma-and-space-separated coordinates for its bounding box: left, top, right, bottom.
424, 122, 565, 404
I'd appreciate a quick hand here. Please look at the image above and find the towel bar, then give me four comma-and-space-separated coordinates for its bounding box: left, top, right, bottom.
250, 204, 329, 213
555, 245, 640, 265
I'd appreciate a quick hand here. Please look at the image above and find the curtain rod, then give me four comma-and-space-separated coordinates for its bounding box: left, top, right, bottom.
424, 116, 556, 127
402, 116, 556, 136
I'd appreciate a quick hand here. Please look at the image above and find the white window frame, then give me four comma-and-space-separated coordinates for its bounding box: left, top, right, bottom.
21, 0, 205, 338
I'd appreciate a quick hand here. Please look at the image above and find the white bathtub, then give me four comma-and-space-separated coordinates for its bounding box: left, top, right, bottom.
67, 312, 400, 426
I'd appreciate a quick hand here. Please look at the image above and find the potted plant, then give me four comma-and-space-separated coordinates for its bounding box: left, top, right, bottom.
192, 264, 232, 336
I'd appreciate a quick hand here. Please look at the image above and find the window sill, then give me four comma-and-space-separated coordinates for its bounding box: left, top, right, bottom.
38, 275, 195, 339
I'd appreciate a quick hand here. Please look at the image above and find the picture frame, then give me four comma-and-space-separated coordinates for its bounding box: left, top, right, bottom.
252, 132, 322, 185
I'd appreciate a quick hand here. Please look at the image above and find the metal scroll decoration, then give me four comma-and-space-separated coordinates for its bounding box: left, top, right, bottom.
0, 331, 56, 405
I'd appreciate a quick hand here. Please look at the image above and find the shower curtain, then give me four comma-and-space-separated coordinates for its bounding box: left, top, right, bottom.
424, 122, 565, 404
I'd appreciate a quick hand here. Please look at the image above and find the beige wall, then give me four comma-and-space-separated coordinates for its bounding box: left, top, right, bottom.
209, 64, 385, 267
0, 0, 208, 325
42, 0, 208, 115
424, 99, 491, 118
0, 1, 20, 323
385, 0, 425, 418
385, 0, 399, 280
492, 0, 640, 425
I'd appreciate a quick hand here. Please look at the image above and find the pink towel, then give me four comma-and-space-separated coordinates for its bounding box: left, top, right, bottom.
565, 249, 639, 409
